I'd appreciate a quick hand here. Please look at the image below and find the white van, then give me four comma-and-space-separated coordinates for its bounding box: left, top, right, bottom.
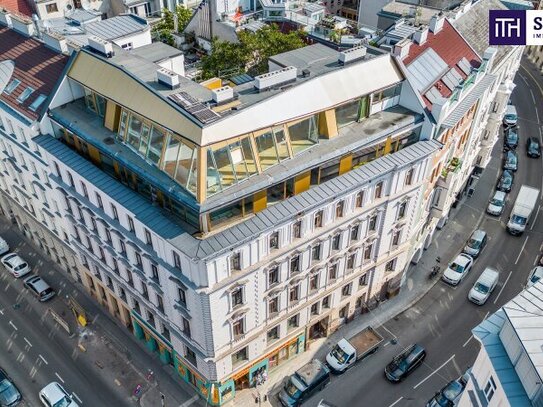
468, 267, 499, 305
0, 237, 9, 256
503, 105, 517, 127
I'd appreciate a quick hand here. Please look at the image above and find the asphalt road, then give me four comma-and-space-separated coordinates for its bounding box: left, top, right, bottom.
303, 60, 543, 407
0, 263, 130, 406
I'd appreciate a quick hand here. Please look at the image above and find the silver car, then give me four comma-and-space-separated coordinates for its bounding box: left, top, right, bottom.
23, 275, 55, 302
487, 191, 506, 216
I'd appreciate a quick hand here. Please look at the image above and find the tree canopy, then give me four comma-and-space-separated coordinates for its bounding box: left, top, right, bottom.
200, 25, 306, 80
153, 6, 193, 46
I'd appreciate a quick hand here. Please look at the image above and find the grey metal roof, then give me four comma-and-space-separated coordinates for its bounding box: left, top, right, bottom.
86, 14, 149, 41
441, 74, 496, 128
386, 23, 417, 40
452, 0, 510, 69
129, 42, 183, 63
193, 139, 441, 260
407, 48, 448, 92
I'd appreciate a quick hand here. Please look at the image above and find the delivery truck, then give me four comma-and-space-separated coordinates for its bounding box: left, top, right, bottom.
507, 185, 540, 235
325, 326, 383, 373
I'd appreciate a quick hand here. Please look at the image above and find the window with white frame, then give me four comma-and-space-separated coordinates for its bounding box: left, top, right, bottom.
355, 190, 364, 208
232, 317, 245, 338
374, 181, 383, 199
231, 286, 244, 308
268, 296, 279, 315
268, 267, 279, 287
332, 233, 341, 251
405, 168, 414, 186
328, 263, 338, 281
230, 252, 241, 271
350, 224, 360, 241
289, 284, 300, 303
397, 201, 407, 220
484, 376, 497, 402
368, 214, 378, 233
385, 258, 396, 272
290, 255, 300, 273
311, 244, 321, 261
269, 231, 279, 250
392, 229, 401, 247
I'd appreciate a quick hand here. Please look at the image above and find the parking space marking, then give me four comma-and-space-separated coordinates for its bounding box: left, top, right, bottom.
388, 397, 404, 407
0, 308, 3, 315
494, 271, 513, 305
462, 335, 474, 348
413, 354, 455, 389
531, 205, 541, 230
515, 236, 529, 265
9, 320, 17, 331
39, 355, 48, 365
24, 337, 32, 348
72, 393, 82, 404
55, 373, 65, 383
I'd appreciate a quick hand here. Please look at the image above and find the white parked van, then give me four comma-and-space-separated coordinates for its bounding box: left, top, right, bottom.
0, 237, 8, 256
468, 267, 499, 305
503, 105, 517, 127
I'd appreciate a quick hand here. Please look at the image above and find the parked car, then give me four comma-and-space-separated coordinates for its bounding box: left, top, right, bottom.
23, 275, 55, 302
39, 382, 78, 407
442, 253, 474, 286
384, 344, 426, 382
0, 237, 9, 256
0, 253, 30, 278
527, 266, 543, 288
279, 360, 330, 407
503, 150, 518, 172
496, 170, 514, 193
468, 267, 499, 305
503, 104, 517, 127
463, 230, 488, 258
426, 373, 469, 407
487, 191, 506, 216
526, 137, 541, 158
0, 367, 21, 407
504, 127, 519, 150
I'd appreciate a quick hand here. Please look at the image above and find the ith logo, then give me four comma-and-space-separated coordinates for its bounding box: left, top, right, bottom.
490, 10, 543, 45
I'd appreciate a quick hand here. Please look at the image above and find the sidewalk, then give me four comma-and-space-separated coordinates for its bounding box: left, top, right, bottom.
232, 147, 500, 407
0, 216, 200, 407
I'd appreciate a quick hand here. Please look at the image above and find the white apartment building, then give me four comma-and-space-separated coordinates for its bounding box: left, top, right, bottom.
458, 282, 543, 407
24, 36, 444, 404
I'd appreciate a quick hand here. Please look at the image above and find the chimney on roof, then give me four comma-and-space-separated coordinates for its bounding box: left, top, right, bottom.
212, 86, 234, 104
157, 67, 180, 90
413, 26, 428, 45
254, 66, 297, 92
88, 35, 114, 58
338, 45, 367, 65
0, 9, 12, 28
393, 38, 412, 60
429, 13, 445, 34
10, 14, 35, 37
42, 31, 68, 54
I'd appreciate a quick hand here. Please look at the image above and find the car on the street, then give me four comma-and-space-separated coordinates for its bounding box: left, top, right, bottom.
39, 382, 78, 407
442, 253, 474, 286
23, 275, 55, 302
503, 104, 517, 127
426, 373, 469, 407
496, 170, 514, 193
527, 266, 543, 288
504, 127, 519, 150
0, 253, 30, 278
527, 137, 541, 158
503, 150, 518, 172
0, 367, 21, 407
384, 344, 426, 382
468, 267, 499, 305
463, 230, 488, 258
487, 190, 506, 216
0, 237, 9, 256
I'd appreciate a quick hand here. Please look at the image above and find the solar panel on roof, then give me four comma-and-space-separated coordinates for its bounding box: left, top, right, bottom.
458, 57, 471, 75
193, 108, 220, 123
230, 73, 253, 85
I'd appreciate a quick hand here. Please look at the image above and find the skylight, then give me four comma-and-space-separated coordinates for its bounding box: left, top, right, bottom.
16, 87, 35, 104
3, 79, 21, 95
29, 94, 48, 112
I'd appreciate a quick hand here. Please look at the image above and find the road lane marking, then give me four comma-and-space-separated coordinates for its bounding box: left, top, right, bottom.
179, 395, 199, 407
483, 311, 490, 320
388, 397, 404, 407
537, 106, 541, 123
531, 205, 541, 230
515, 236, 529, 265
8, 320, 17, 331
24, 337, 32, 348
55, 373, 65, 383
413, 354, 456, 389
521, 65, 543, 99
494, 271, 513, 305
462, 335, 473, 348
531, 89, 537, 104
535, 255, 539, 266
0, 308, 3, 315
72, 393, 82, 404
39, 355, 48, 365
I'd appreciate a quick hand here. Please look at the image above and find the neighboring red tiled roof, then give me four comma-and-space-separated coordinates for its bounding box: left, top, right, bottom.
0, 0, 33, 17
0, 27, 68, 121
403, 20, 481, 68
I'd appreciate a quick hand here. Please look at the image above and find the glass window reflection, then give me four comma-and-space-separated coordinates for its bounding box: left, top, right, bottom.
288, 114, 319, 155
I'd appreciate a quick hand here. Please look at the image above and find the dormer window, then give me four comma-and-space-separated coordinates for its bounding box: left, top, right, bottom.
4, 79, 20, 95
29, 94, 47, 112
17, 87, 35, 104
